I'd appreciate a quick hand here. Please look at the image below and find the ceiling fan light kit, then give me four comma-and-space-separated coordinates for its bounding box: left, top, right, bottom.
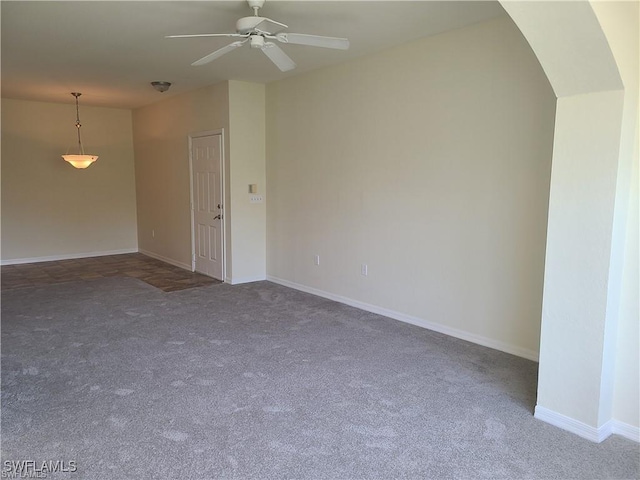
250, 35, 265, 49
166, 0, 349, 72
61, 92, 98, 169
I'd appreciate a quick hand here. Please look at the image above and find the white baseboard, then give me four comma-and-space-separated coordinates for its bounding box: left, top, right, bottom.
138, 249, 192, 271
535, 405, 606, 442
611, 420, 640, 443
1, 248, 138, 266
535, 406, 639, 443
228, 275, 267, 285
266, 275, 539, 362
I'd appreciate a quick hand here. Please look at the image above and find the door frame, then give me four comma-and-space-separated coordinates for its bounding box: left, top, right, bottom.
188, 129, 226, 281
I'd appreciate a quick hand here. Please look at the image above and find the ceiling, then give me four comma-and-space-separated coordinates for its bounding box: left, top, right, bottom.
1, 1, 506, 110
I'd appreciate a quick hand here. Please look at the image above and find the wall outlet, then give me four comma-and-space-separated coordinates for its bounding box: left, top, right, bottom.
361, 264, 368, 276
249, 195, 264, 203
314, 255, 320, 266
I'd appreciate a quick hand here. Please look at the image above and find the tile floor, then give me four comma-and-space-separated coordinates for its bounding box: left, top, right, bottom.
1, 253, 221, 292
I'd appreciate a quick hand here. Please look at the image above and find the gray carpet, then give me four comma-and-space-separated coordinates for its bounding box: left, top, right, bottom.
1, 278, 638, 479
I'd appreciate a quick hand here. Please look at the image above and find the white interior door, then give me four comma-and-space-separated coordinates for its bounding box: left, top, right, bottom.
191, 134, 223, 280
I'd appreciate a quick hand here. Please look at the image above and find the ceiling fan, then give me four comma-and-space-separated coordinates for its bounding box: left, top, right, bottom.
166, 0, 350, 72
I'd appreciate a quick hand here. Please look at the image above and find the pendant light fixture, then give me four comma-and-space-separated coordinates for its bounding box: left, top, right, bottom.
62, 92, 98, 169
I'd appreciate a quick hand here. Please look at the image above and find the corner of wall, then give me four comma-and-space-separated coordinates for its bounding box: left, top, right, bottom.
227, 81, 267, 282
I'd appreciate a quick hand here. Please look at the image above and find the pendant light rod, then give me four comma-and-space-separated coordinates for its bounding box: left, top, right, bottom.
71, 92, 84, 155
62, 92, 98, 169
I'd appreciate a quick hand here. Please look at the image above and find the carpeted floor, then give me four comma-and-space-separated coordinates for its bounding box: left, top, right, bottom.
1, 278, 638, 479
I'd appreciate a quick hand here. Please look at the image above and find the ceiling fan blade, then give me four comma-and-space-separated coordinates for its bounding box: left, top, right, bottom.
276, 33, 350, 50
166, 33, 247, 39
192, 40, 247, 66
253, 17, 288, 35
261, 43, 296, 72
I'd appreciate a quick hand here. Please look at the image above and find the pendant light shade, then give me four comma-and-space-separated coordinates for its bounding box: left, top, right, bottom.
62, 92, 98, 169
61, 154, 99, 169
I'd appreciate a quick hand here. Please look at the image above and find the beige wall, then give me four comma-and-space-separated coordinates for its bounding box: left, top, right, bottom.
132, 83, 230, 270
1, 98, 137, 262
266, 16, 556, 360
228, 81, 267, 283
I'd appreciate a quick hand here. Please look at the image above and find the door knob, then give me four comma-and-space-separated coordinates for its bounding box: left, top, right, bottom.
214, 214, 222, 220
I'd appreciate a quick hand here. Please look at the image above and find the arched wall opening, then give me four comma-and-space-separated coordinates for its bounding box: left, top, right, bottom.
500, 0, 638, 441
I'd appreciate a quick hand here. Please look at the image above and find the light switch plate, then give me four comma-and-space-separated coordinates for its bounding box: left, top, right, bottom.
249, 195, 264, 203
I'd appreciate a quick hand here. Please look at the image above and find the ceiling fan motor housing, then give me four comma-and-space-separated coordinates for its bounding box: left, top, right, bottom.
237, 16, 266, 34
